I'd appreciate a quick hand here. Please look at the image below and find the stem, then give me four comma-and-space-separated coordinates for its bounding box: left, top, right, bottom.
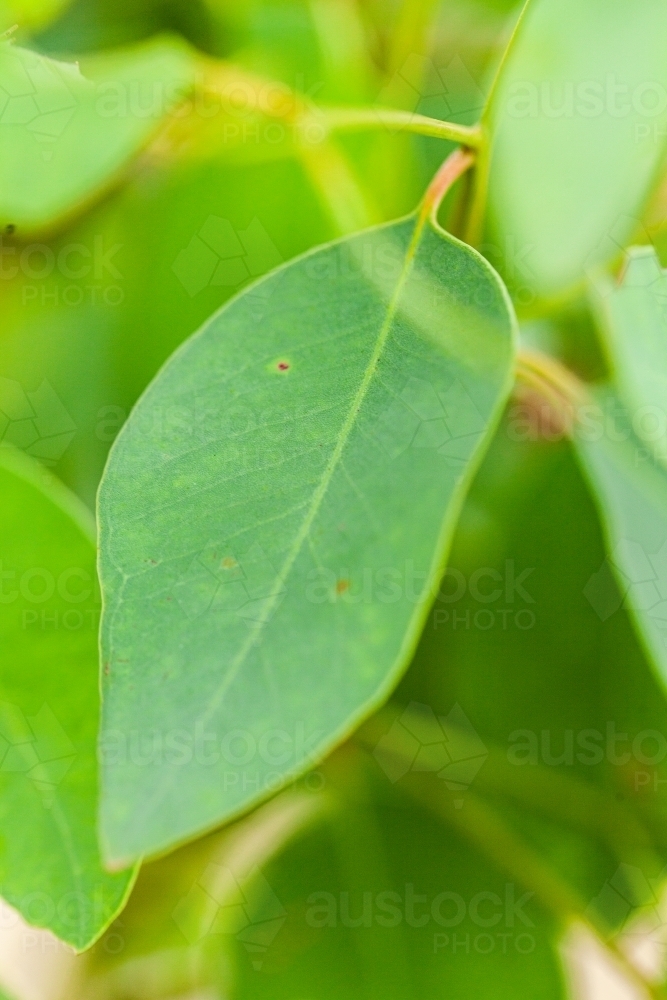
318, 108, 482, 149
480, 0, 534, 127
513, 348, 591, 441
419, 147, 476, 226
464, 0, 534, 246
195, 61, 483, 149
516, 348, 587, 405
462, 138, 490, 248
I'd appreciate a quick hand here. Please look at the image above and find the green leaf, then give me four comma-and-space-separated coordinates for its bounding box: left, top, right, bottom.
573, 249, 667, 694
0, 117, 341, 506
86, 789, 328, 994
0, 446, 135, 949
487, 0, 667, 299
0, 0, 72, 33
0, 36, 195, 236
97, 208, 517, 865
36, 0, 220, 55
402, 417, 667, 919
205, 0, 375, 105
590, 245, 667, 465
226, 763, 566, 999
574, 388, 667, 695
85, 767, 566, 1000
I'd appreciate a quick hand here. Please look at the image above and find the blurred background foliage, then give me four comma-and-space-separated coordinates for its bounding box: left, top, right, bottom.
3, 1, 667, 998
0, 0, 523, 505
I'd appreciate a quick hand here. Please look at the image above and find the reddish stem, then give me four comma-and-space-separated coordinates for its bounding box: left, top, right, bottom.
419, 147, 476, 225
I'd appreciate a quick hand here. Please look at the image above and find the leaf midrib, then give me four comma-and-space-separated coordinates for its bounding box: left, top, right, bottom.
202, 217, 427, 707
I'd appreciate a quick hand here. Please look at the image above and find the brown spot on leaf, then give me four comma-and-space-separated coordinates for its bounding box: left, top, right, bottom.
336, 579, 350, 594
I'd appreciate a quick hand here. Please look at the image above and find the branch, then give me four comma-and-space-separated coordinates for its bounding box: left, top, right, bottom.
318, 107, 482, 149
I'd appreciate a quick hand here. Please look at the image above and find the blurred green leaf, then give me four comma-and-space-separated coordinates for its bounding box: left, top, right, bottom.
36, 0, 223, 55
0, 0, 72, 33
570, 247, 667, 700
0, 446, 135, 949
0, 90, 341, 504
4, 1, 667, 991
83, 762, 566, 1000
385, 0, 440, 79
225, 760, 566, 999
83, 789, 328, 996
590, 245, 667, 466
97, 207, 516, 865
0, 35, 195, 235
204, 0, 376, 104
574, 387, 667, 701
487, 0, 667, 299
399, 419, 667, 923
78, 788, 331, 1000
